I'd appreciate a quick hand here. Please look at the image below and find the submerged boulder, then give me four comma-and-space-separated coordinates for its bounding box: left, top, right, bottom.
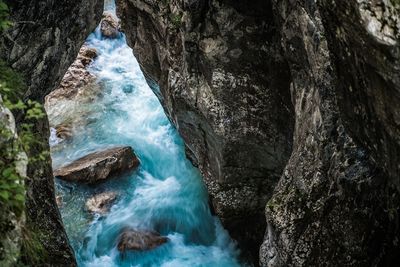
55, 195, 63, 207
117, 229, 169, 252
100, 12, 120, 39
79, 46, 98, 67
86, 192, 117, 214
54, 146, 139, 184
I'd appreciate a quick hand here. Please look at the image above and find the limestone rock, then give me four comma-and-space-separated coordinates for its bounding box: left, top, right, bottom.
54, 146, 139, 184
100, 11, 120, 39
116, 0, 400, 266
45, 45, 98, 106
259, 1, 400, 266
44, 45, 101, 140
85, 192, 117, 214
55, 195, 63, 207
116, 0, 294, 262
117, 229, 168, 252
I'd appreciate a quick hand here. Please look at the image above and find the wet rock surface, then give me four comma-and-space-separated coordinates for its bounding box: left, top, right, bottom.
45, 45, 98, 105
101, 11, 120, 39
54, 123, 73, 141
45, 45, 102, 142
85, 191, 117, 214
117, 229, 169, 252
54, 146, 139, 184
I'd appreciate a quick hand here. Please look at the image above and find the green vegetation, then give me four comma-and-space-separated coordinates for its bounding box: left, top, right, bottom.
0, 1, 46, 265
0, 0, 12, 31
169, 13, 182, 28
19, 226, 48, 265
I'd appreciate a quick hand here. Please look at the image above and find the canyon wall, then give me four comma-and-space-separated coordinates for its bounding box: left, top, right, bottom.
0, 0, 103, 264
261, 0, 400, 266
116, 0, 295, 261
117, 0, 400, 266
0, 0, 398, 265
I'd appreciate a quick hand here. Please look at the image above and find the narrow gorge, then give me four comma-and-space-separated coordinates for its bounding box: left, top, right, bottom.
0, 0, 399, 267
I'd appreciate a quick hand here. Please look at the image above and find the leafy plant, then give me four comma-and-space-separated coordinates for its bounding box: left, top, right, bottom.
0, 0, 12, 31
0, 2, 46, 263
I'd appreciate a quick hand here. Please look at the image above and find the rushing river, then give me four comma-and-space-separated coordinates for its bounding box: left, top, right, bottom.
50, 2, 243, 267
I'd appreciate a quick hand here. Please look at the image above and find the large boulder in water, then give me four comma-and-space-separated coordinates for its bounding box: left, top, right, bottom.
100, 12, 120, 39
54, 146, 139, 184
86, 192, 117, 214
117, 229, 169, 252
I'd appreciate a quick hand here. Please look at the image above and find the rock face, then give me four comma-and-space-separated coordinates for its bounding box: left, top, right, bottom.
0, 0, 103, 265
116, 0, 294, 261
1, 0, 399, 266
116, 0, 400, 266
45, 45, 98, 106
101, 11, 120, 39
259, 1, 400, 266
54, 146, 140, 184
45, 44, 101, 140
0, 97, 27, 266
86, 192, 117, 214
117, 229, 169, 252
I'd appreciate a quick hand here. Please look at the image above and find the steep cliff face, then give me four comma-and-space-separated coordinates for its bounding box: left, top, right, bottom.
0, 0, 103, 264
261, 0, 400, 266
117, 0, 400, 266
116, 0, 295, 261
318, 0, 400, 187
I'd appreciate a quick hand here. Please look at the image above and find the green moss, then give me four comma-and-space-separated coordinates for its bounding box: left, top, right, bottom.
169, 13, 182, 28
0, 62, 27, 219
1, 2, 48, 264
0, 0, 12, 32
390, 0, 400, 6
19, 226, 48, 265
266, 197, 280, 212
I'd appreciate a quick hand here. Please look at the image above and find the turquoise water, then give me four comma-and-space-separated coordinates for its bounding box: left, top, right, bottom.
50, 4, 243, 267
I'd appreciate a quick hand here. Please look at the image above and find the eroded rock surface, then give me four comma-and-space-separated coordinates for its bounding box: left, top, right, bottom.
54, 146, 139, 184
116, 0, 294, 261
45, 44, 101, 140
260, 1, 400, 266
101, 11, 120, 39
116, 0, 400, 266
45, 45, 98, 106
117, 229, 169, 252
86, 191, 117, 214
